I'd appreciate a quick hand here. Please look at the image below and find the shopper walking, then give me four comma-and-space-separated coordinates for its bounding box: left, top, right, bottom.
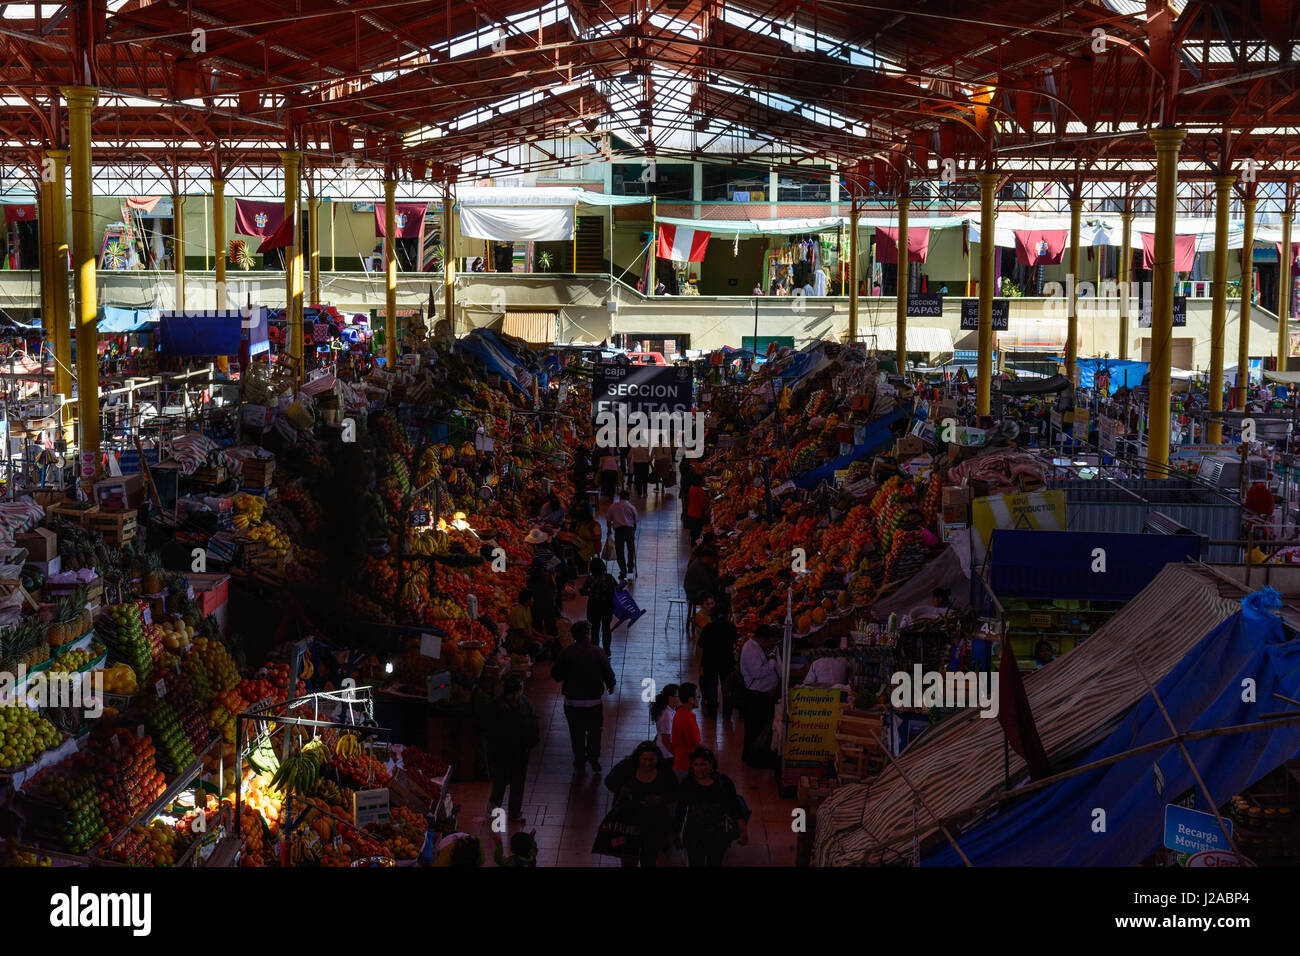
572, 446, 590, 500
683, 479, 709, 545
683, 549, 718, 631
607, 489, 639, 581
740, 625, 782, 769
484, 674, 541, 825
670, 683, 702, 781
552, 621, 616, 772
630, 442, 652, 498
599, 741, 679, 867
650, 684, 680, 760
580, 557, 619, 654
679, 458, 698, 526
677, 747, 750, 867
697, 603, 737, 720
599, 449, 620, 502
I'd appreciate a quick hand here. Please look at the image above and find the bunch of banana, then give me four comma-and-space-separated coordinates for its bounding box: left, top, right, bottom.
311, 777, 350, 809
334, 733, 362, 760
271, 738, 330, 796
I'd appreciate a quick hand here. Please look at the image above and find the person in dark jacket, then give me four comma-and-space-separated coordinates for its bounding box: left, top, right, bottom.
683, 550, 719, 629
601, 741, 679, 867
676, 747, 750, 867
527, 557, 559, 656
696, 601, 738, 719
580, 557, 619, 654
552, 621, 616, 772
679, 459, 698, 526
483, 674, 541, 824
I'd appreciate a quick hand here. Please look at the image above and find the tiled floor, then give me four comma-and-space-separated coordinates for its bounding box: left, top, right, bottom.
455, 484, 799, 866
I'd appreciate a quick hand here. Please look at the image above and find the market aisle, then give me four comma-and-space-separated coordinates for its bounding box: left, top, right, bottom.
457, 483, 800, 866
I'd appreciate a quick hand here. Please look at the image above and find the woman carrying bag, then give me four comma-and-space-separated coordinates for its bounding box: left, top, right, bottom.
676, 746, 750, 867
594, 741, 678, 867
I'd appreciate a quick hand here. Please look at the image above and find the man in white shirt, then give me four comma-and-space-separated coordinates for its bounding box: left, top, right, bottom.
802, 654, 849, 686
606, 490, 639, 580
739, 626, 781, 768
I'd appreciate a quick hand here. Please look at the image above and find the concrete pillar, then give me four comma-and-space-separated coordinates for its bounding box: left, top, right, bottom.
1067, 196, 1083, 383
1237, 197, 1257, 408
1119, 211, 1133, 359
895, 194, 910, 372
384, 178, 398, 366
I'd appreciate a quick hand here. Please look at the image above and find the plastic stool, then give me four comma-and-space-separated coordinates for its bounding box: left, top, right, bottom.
666, 598, 687, 638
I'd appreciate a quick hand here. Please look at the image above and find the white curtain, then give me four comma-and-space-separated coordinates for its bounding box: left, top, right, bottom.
459, 204, 574, 241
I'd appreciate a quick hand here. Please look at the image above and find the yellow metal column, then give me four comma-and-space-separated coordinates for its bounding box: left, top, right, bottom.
1238, 196, 1257, 408
62, 86, 100, 486
1146, 127, 1187, 477
1278, 210, 1293, 370
47, 148, 71, 436
1067, 196, 1083, 383
444, 184, 456, 334
309, 195, 321, 305
280, 150, 303, 388
212, 178, 228, 372
384, 178, 398, 365
894, 194, 910, 372
977, 171, 998, 415
38, 177, 53, 353
847, 205, 859, 342
1119, 210, 1133, 359
172, 193, 186, 310
1208, 175, 1234, 445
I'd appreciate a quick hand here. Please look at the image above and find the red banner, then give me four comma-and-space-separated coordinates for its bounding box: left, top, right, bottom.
3, 204, 36, 223
874, 226, 930, 264
374, 202, 428, 238
235, 199, 286, 238
1013, 229, 1068, 266
124, 197, 161, 213
1139, 232, 1197, 271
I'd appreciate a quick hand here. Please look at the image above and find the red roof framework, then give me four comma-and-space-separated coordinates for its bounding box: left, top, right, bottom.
0, 1, 1294, 206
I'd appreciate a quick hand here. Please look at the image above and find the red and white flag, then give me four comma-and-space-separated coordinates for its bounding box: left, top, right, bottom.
657, 224, 710, 262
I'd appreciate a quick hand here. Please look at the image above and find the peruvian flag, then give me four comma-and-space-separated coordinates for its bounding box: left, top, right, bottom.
657, 224, 710, 262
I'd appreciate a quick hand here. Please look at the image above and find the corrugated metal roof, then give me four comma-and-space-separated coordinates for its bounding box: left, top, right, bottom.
814, 563, 1240, 866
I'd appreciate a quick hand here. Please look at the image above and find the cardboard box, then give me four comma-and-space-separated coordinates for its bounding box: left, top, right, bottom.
894, 436, 924, 458
15, 528, 57, 562
94, 474, 145, 511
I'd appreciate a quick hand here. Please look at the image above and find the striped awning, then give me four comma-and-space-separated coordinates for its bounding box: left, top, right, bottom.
501, 310, 557, 346
813, 563, 1239, 867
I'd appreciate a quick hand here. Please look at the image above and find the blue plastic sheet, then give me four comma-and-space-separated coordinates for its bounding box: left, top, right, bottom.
159, 310, 243, 356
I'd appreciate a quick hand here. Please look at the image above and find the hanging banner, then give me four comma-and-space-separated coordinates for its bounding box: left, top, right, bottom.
234, 200, 286, 238
1138, 294, 1187, 328
874, 227, 930, 264
959, 299, 1010, 330
1013, 229, 1068, 266
374, 202, 429, 238
1139, 233, 1197, 271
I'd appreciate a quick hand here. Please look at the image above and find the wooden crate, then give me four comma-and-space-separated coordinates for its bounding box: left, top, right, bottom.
240, 458, 275, 487
45, 577, 105, 606
834, 713, 887, 783
188, 466, 228, 485
48, 501, 100, 528
86, 509, 138, 546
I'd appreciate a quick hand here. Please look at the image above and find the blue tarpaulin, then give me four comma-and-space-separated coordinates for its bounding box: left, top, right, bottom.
457, 328, 533, 394
989, 530, 1201, 602
99, 306, 159, 334
159, 310, 243, 356
793, 404, 913, 489
924, 588, 1300, 866
1077, 358, 1148, 394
